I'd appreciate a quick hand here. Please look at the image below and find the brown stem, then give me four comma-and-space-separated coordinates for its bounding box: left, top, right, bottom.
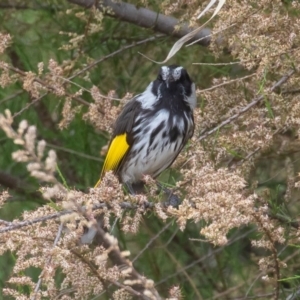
75, 200, 161, 299
68, 0, 211, 46
198, 69, 296, 141
251, 213, 280, 300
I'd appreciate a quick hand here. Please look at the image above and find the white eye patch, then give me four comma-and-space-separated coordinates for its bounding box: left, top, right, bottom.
161, 66, 170, 81
161, 66, 183, 81
172, 66, 183, 81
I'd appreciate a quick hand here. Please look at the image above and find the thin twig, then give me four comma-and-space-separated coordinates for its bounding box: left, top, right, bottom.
70, 249, 143, 298
0, 219, 12, 225
242, 247, 298, 298
132, 221, 172, 263
0, 90, 24, 105
199, 73, 256, 93
194, 45, 300, 68
155, 228, 256, 286
57, 75, 125, 102
4, 36, 159, 118
231, 293, 275, 299
160, 227, 179, 248
187, 22, 236, 47
197, 69, 295, 142
76, 203, 162, 300
212, 283, 245, 299
282, 88, 300, 95
68, 35, 161, 80
12, 93, 47, 118
193, 61, 242, 66
3, 65, 90, 110
45, 142, 104, 162
251, 214, 281, 300
0, 202, 152, 234
229, 146, 261, 169
31, 223, 63, 300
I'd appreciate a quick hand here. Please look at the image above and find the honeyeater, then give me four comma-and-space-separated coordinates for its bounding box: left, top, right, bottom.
95, 65, 196, 192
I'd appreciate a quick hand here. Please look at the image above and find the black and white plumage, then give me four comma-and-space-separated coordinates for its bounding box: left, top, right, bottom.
100, 65, 196, 186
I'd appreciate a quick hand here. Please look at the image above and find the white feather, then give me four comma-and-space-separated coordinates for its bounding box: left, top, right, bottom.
161, 66, 170, 81
186, 83, 197, 109
121, 109, 188, 183
172, 66, 183, 81
137, 82, 159, 109
173, 115, 185, 133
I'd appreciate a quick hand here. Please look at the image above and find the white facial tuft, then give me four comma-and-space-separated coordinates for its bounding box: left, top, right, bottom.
172, 66, 183, 81
186, 83, 197, 109
137, 82, 158, 109
161, 66, 170, 81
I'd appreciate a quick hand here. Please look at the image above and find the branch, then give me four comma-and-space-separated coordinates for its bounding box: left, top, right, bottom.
0, 171, 45, 204
0, 3, 60, 11
7, 36, 160, 118
199, 73, 256, 93
67, 0, 211, 46
197, 69, 296, 141
156, 228, 256, 286
251, 214, 281, 300
2, 65, 89, 106
228, 147, 261, 169
68, 35, 161, 80
84, 214, 162, 299
0, 201, 152, 234
71, 248, 143, 297
31, 223, 63, 300
132, 221, 172, 263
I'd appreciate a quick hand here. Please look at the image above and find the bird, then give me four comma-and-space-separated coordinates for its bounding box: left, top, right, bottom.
82, 65, 196, 243
95, 65, 196, 194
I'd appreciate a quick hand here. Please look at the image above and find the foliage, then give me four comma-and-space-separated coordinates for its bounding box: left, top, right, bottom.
1, 0, 300, 299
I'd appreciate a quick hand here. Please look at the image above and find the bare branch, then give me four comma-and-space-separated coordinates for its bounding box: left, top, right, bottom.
0, 90, 23, 105
252, 214, 281, 299
31, 223, 64, 300
132, 221, 172, 263
68, 35, 161, 80
0, 219, 12, 226
1, 65, 90, 116
0, 171, 45, 203
156, 228, 256, 286
0, 201, 152, 234
67, 0, 211, 46
199, 73, 256, 93
9, 36, 160, 118
228, 147, 261, 169
86, 217, 162, 299
198, 69, 296, 141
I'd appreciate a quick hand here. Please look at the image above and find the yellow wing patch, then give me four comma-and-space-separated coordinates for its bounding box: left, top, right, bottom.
94, 133, 129, 188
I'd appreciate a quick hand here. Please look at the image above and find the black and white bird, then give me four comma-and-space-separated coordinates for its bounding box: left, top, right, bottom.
95, 65, 196, 192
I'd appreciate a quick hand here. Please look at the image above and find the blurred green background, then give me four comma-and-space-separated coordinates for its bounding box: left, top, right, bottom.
1, 1, 300, 299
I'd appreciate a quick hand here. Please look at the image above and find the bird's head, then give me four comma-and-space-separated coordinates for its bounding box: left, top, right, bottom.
155, 65, 197, 110
158, 65, 186, 82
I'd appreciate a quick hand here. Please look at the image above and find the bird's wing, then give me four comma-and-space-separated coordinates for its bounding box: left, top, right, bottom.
101, 133, 129, 174
95, 97, 141, 187
161, 112, 195, 174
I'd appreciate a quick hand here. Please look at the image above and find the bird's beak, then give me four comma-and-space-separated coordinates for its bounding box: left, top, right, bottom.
165, 75, 175, 88
167, 75, 176, 83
